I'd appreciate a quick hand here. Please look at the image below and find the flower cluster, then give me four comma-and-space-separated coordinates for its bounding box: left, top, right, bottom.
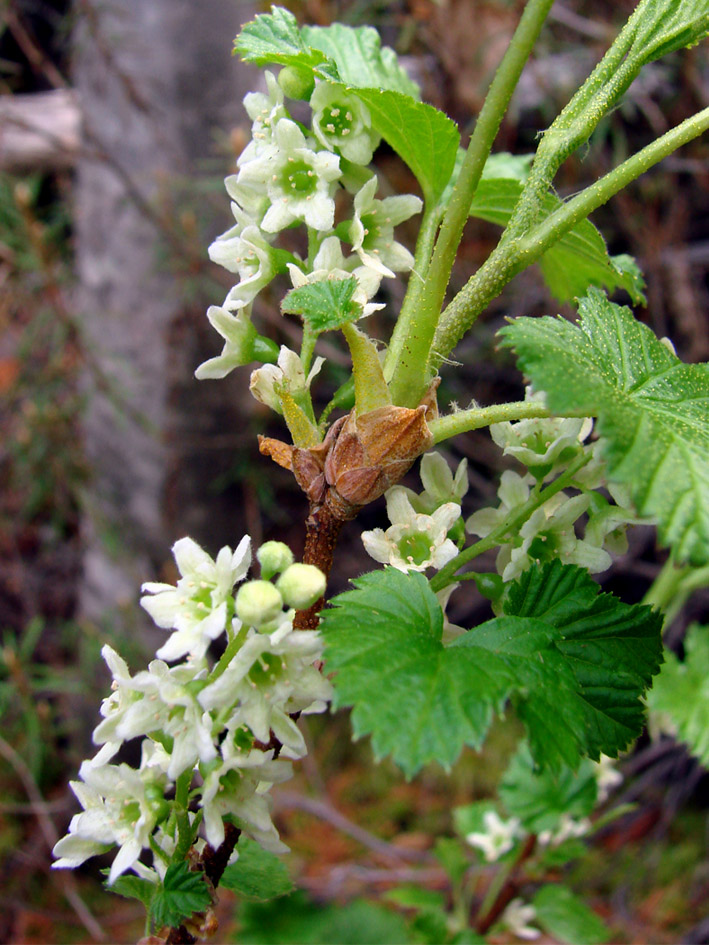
197, 69, 422, 419
53, 538, 331, 885
467, 390, 643, 582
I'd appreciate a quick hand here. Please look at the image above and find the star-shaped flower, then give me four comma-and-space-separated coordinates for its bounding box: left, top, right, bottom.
347, 176, 422, 277
310, 81, 380, 165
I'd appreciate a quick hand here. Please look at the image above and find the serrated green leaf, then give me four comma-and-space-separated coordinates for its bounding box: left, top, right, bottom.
647, 623, 709, 765
500, 290, 709, 564
500, 742, 598, 833
470, 179, 645, 304
352, 90, 459, 204
105, 872, 156, 909
532, 884, 610, 944
281, 277, 361, 332
220, 836, 294, 901
323, 563, 661, 777
504, 560, 663, 758
150, 862, 211, 929
234, 7, 338, 80
302, 23, 419, 97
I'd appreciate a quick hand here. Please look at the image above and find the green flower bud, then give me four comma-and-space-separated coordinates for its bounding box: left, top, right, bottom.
257, 541, 295, 580
276, 562, 326, 610
235, 580, 284, 627
144, 783, 170, 824
278, 65, 315, 101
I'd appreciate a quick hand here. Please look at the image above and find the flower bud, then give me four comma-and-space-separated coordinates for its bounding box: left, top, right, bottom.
278, 65, 315, 101
277, 563, 326, 610
235, 580, 283, 627
257, 541, 295, 580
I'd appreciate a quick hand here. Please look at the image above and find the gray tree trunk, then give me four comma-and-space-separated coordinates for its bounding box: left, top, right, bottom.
73, 0, 257, 627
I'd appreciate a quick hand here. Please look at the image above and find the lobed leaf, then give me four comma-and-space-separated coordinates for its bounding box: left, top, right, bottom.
281, 277, 362, 332
628, 0, 709, 66
500, 290, 709, 564
234, 7, 337, 80
322, 563, 661, 777
150, 862, 211, 928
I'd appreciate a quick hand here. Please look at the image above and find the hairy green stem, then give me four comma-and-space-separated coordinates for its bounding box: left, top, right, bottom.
386, 0, 556, 407
432, 106, 709, 362
384, 203, 441, 383
643, 557, 709, 629
428, 400, 551, 445
430, 452, 591, 591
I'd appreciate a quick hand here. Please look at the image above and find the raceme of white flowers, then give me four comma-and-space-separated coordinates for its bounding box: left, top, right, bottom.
466, 390, 643, 583
52, 537, 331, 885
197, 68, 423, 418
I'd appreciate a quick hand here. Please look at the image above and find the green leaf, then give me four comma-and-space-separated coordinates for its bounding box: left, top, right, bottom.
234, 7, 338, 80
500, 742, 598, 833
504, 560, 663, 759
352, 90, 459, 204
239, 891, 410, 944
647, 623, 709, 765
532, 885, 610, 944
500, 289, 709, 564
322, 563, 662, 777
470, 178, 645, 304
220, 836, 294, 901
302, 23, 419, 97
281, 277, 361, 332
628, 0, 709, 66
150, 862, 211, 928
433, 837, 470, 886
105, 873, 155, 909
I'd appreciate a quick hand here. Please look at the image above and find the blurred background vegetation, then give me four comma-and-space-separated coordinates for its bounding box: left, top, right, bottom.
0, 0, 708, 941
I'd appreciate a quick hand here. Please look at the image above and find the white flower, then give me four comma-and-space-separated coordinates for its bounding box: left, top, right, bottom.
538, 813, 591, 847
52, 759, 168, 884
93, 650, 216, 780
237, 118, 341, 232
347, 176, 422, 277
199, 618, 332, 756
209, 224, 277, 306
501, 898, 541, 940
310, 81, 380, 164
238, 71, 288, 165
249, 346, 324, 413
362, 487, 461, 572
195, 302, 258, 381
490, 388, 593, 472
287, 236, 384, 317
466, 810, 522, 862
140, 536, 251, 661
401, 452, 469, 515
199, 748, 293, 852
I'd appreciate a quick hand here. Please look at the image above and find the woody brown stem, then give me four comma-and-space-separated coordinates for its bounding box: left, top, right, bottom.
475, 834, 537, 935
293, 500, 347, 629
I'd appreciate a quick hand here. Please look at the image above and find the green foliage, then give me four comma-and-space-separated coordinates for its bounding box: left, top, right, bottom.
469, 178, 645, 303
500, 289, 709, 565
302, 23, 419, 96
282, 277, 362, 332
220, 836, 294, 901
353, 90, 460, 203
150, 862, 212, 928
322, 563, 661, 777
647, 623, 709, 765
499, 742, 598, 833
627, 0, 709, 65
238, 891, 411, 944
108, 873, 156, 909
234, 7, 419, 95
532, 884, 611, 944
